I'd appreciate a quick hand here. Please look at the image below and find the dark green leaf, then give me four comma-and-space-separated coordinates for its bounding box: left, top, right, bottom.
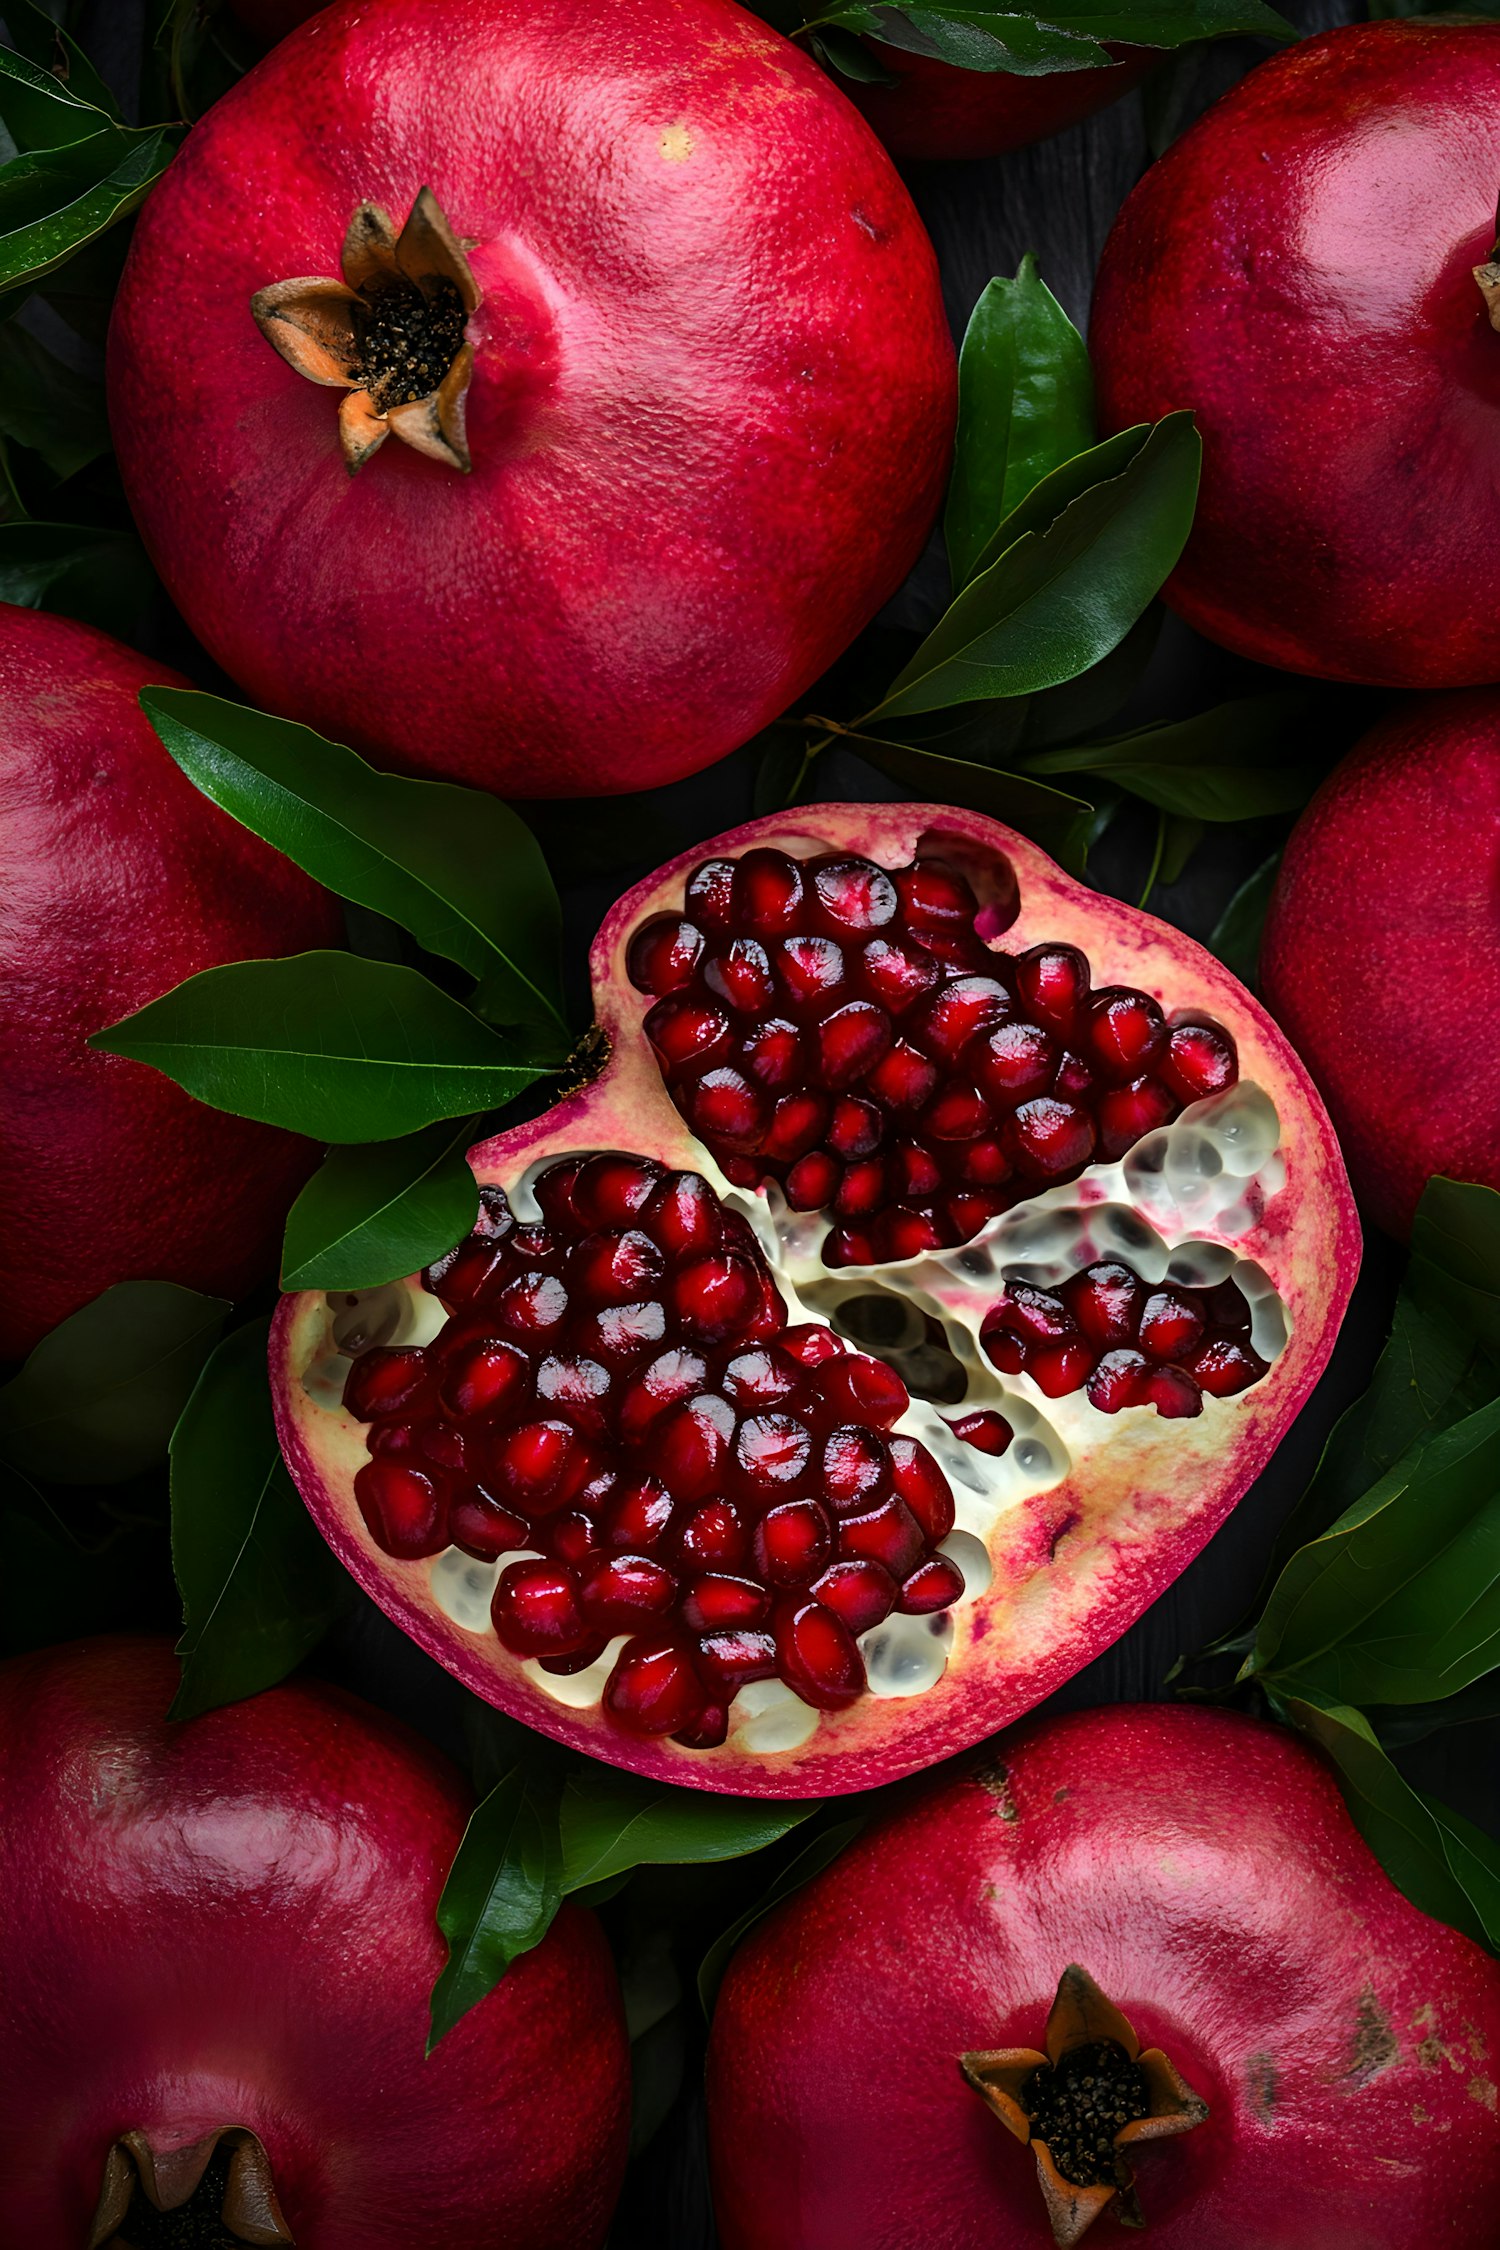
810, 22, 899, 74
835, 725, 1096, 873
804, 0, 1292, 67
1280, 1690, 1500, 1950
90, 951, 557, 1143
0, 1282, 228, 1486
281, 1121, 480, 1291
945, 257, 1095, 593
868, 415, 1200, 721
1371, 1672, 1500, 1750
0, 520, 157, 637
0, 125, 176, 296
429, 1768, 565, 2047
1018, 691, 1321, 821
140, 689, 567, 1034
557, 1769, 816, 1893
169, 1317, 350, 1721
964, 422, 1149, 585
1159, 811, 1204, 887
1408, 1178, 1500, 1364
698, 1815, 867, 2013
753, 725, 815, 813
0, 40, 114, 151
1209, 850, 1279, 986
0, 316, 110, 477
0, 1, 120, 122
1017, 602, 1162, 752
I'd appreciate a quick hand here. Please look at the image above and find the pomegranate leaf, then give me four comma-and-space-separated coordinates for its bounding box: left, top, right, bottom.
0, 1281, 229, 1486
800, 0, 1294, 64
1018, 690, 1324, 821
0, 1, 120, 126
1279, 1690, 1500, 1953
557, 1770, 816, 1893
0, 38, 117, 152
1209, 851, 1280, 987
829, 725, 1096, 873
869, 413, 1200, 720
0, 124, 177, 297
0, 320, 110, 478
280, 1121, 481, 1293
139, 688, 567, 1037
945, 258, 1095, 593
1409, 1177, 1500, 1364
90, 951, 557, 1143
0, 521, 157, 640
169, 1318, 351, 1723
429, 1768, 565, 2049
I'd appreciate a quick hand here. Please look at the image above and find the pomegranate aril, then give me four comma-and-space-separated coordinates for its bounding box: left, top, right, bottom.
580, 1299, 666, 1366
945, 1192, 1003, 1239
489, 1419, 595, 1513
741, 1016, 803, 1088
736, 1411, 813, 1487
704, 937, 775, 1016
645, 1169, 719, 1256
423, 1233, 508, 1307
837, 1496, 924, 1579
497, 1270, 569, 1339
777, 934, 847, 1007
821, 1425, 892, 1513
538, 1638, 609, 1676
697, 1627, 778, 1696
678, 1501, 748, 1571
890, 1436, 955, 1541
368, 1420, 420, 1457
731, 845, 805, 934
1087, 1348, 1150, 1414
1185, 1335, 1270, 1396
627, 913, 703, 996
817, 1001, 892, 1088
607, 1477, 675, 1550
605, 1637, 707, 1736
344, 1345, 430, 1421
1029, 1337, 1096, 1396
1062, 1262, 1144, 1350
1010, 1096, 1096, 1179
753, 1498, 832, 1585
892, 1141, 942, 1197
670, 1254, 758, 1342
781, 1324, 845, 1368
675, 1703, 729, 1749
1097, 1076, 1176, 1159
618, 1346, 708, 1438
868, 1041, 938, 1111
1014, 943, 1089, 1035
1052, 1050, 1095, 1100
646, 994, 733, 1074
913, 975, 1011, 1065
492, 1560, 589, 1657
896, 857, 979, 935
970, 1018, 1055, 1105
449, 1489, 529, 1559
776, 1600, 865, 1709
826, 1096, 884, 1158
947, 1409, 1012, 1455
1139, 1289, 1206, 1362
897, 1554, 965, 1615
649, 1395, 732, 1499
436, 1336, 528, 1419
534, 1353, 612, 1433
547, 1508, 604, 1568
685, 1067, 766, 1152
816, 1354, 908, 1429
353, 1459, 447, 1558
825, 1227, 877, 1267
569, 1228, 664, 1307
836, 1157, 888, 1218
881, 1208, 945, 1261
860, 936, 941, 1012
531, 1159, 582, 1228
764, 1091, 828, 1161
922, 1082, 989, 1141
786, 1150, 839, 1210
810, 855, 898, 935
1160, 1018, 1237, 1104
681, 1574, 770, 1631
956, 1137, 1010, 1187
1140, 1364, 1204, 1419
981, 1323, 1027, 1375
579, 1553, 678, 1630
416, 1421, 469, 1473
991, 1282, 1076, 1347
1087, 989, 1167, 1079
722, 1348, 797, 1407
811, 1557, 897, 1633
685, 856, 735, 932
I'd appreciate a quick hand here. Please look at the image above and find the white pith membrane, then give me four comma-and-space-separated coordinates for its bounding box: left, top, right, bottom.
297, 1081, 1288, 1758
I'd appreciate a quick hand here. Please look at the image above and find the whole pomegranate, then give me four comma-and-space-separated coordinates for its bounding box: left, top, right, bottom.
273, 802, 1357, 1796
707, 1703, 1500, 2247
848, 46, 1154, 164
0, 1637, 629, 2249
1090, 22, 1500, 687
0, 604, 340, 1363
108, 0, 956, 798
1260, 692, 1500, 1239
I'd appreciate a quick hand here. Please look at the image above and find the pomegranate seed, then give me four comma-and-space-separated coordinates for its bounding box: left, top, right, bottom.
491, 1560, 589, 1657
649, 1395, 732, 1499
810, 855, 898, 934
546, 1508, 603, 1568
753, 1498, 832, 1585
722, 1348, 797, 1406
1009, 1097, 1096, 1178
1014, 943, 1089, 1034
538, 1637, 609, 1676
1087, 989, 1167, 1080
697, 1627, 778, 1695
1052, 1050, 1095, 1100
531, 1161, 582, 1227
981, 1324, 1027, 1375
678, 1500, 748, 1570
897, 1553, 965, 1614
990, 1282, 1076, 1347
811, 1557, 897, 1633
970, 1019, 1056, 1106
781, 1324, 845, 1367
1140, 1365, 1204, 1419
496, 1270, 570, 1339
741, 1016, 803, 1087
437, 1336, 528, 1419
826, 1096, 884, 1157
617, 1346, 708, 1438
786, 1150, 839, 1209
368, 1420, 419, 1457
645, 1169, 719, 1255
914, 975, 1011, 1064
867, 1041, 938, 1111
508, 1224, 553, 1261
922, 1082, 989, 1141
956, 1137, 1010, 1188
776, 934, 847, 1007
824, 1227, 877, 1267
1087, 1348, 1150, 1413
1138, 1289, 1206, 1362
417, 1421, 470, 1472
681, 1573, 770, 1631
860, 936, 941, 1012
489, 1419, 588, 1512
837, 1496, 924, 1579
764, 1090, 829, 1161
896, 857, 979, 935
353, 1459, 447, 1558
607, 1477, 674, 1549
579, 1552, 678, 1630
645, 994, 733, 1073
1184, 1335, 1269, 1396
736, 1411, 813, 1487
890, 1436, 955, 1540
675, 1703, 729, 1749
1203, 1278, 1254, 1332
817, 1354, 908, 1428
703, 937, 775, 1016
626, 913, 703, 996
892, 1142, 942, 1197
1029, 1337, 1096, 1396
344, 1346, 430, 1421
605, 1638, 706, 1735
1062, 1262, 1144, 1350
685, 1067, 766, 1151
731, 846, 805, 933
836, 1157, 888, 1217
534, 1354, 611, 1431
821, 1425, 892, 1513
579, 1299, 666, 1365
670, 1253, 757, 1341
944, 1192, 1003, 1238
817, 1001, 893, 1088
1097, 1076, 1176, 1160
776, 1600, 866, 1709
1160, 1018, 1237, 1104
881, 1207, 945, 1260
450, 1490, 529, 1560
569, 1227, 664, 1306
685, 857, 735, 932
946, 1409, 1012, 1455
424, 1233, 509, 1307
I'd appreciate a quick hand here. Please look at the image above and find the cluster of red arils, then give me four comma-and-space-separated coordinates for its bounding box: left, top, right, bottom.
980, 1260, 1270, 1418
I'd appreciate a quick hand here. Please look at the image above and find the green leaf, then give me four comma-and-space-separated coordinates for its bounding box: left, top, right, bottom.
0, 317, 110, 478
140, 689, 568, 1035
281, 1121, 480, 1291
698, 1815, 867, 2014
945, 258, 1095, 593
0, 1282, 229, 1486
0, 40, 116, 151
1408, 1178, 1500, 1365
169, 1317, 351, 1722
0, 2, 121, 123
963, 422, 1148, 586
803, 0, 1293, 69
1209, 850, 1279, 987
429, 1768, 565, 2048
1018, 691, 1322, 821
557, 1768, 817, 1893
1280, 1690, 1500, 1951
1371, 1671, 1500, 1750
810, 23, 899, 76
868, 415, 1200, 722
832, 725, 1097, 874
0, 520, 157, 637
0, 125, 176, 297
1249, 1393, 1500, 1705
90, 951, 557, 1144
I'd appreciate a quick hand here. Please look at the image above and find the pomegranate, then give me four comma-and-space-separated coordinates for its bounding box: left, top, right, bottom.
848, 45, 1155, 164
273, 804, 1357, 1795
0, 603, 340, 1363
1260, 692, 1500, 1241
1089, 22, 1500, 687
107, 0, 956, 798
707, 1703, 1500, 2248
0, 1637, 629, 2248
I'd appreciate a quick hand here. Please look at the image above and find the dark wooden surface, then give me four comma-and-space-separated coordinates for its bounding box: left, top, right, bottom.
65, 5, 1498, 2242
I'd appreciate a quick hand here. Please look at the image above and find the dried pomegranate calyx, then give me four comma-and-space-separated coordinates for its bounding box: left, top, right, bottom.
89, 2126, 293, 2249
251, 185, 479, 474
960, 1964, 1208, 2248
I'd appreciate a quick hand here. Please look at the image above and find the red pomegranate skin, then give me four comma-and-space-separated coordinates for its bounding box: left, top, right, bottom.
1090, 22, 1500, 687
0, 604, 341, 1362
0, 1638, 630, 2249
708, 1703, 1500, 2248
1260, 691, 1500, 1240
108, 0, 956, 798
849, 45, 1155, 164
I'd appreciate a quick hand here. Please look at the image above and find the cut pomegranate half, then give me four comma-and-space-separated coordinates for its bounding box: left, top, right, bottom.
273, 805, 1359, 1796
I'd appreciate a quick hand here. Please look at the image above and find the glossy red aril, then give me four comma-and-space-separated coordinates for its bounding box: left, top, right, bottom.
0, 1639, 628, 2247
1092, 21, 1500, 688
708, 1704, 1500, 2248
275, 803, 1357, 1796
109, 0, 954, 798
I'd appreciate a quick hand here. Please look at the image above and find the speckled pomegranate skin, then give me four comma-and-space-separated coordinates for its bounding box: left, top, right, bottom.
1261, 692, 1500, 1240
708, 1704, 1500, 2248
0, 605, 341, 1362
0, 1638, 630, 2249
849, 45, 1154, 164
108, 0, 956, 798
1090, 22, 1500, 687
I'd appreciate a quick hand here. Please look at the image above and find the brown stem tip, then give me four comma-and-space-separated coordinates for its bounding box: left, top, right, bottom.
89, 2126, 294, 2248
251, 186, 481, 475
960, 1965, 1209, 2246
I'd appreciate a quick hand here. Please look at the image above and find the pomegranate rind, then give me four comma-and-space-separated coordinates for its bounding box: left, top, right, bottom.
706, 1704, 1500, 2247
274, 804, 1358, 1796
